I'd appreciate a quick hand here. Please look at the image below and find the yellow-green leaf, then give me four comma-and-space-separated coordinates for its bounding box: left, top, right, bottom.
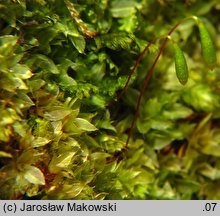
110, 1, 140, 18
0, 35, 18, 56
0, 151, 13, 158
44, 110, 72, 121
32, 137, 51, 147
56, 151, 77, 168
23, 165, 45, 185
68, 35, 86, 54
74, 118, 97, 131
11, 64, 33, 79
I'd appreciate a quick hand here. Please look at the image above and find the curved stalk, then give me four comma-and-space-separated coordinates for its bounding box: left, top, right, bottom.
125, 16, 197, 148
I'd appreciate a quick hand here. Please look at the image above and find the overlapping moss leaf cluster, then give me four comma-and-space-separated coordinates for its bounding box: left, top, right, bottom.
0, 0, 220, 199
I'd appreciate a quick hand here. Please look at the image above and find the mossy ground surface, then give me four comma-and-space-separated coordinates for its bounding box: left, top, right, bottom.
0, 0, 220, 199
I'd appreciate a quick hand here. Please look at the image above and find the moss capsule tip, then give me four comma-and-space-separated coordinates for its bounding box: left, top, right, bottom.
179, 79, 188, 85
207, 63, 216, 71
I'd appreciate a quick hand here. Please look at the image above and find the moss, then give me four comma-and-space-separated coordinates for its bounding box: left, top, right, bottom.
0, 0, 220, 200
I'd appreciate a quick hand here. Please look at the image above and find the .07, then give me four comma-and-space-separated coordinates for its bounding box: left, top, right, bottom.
203, 203, 217, 212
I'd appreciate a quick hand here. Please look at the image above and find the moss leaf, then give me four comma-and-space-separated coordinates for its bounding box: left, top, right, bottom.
44, 110, 72, 121
74, 118, 97, 132
23, 165, 45, 185
0, 151, 13, 158
32, 137, 51, 147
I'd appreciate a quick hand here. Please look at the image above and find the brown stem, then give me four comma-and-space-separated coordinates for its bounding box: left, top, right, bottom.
125, 21, 184, 148
117, 37, 157, 100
